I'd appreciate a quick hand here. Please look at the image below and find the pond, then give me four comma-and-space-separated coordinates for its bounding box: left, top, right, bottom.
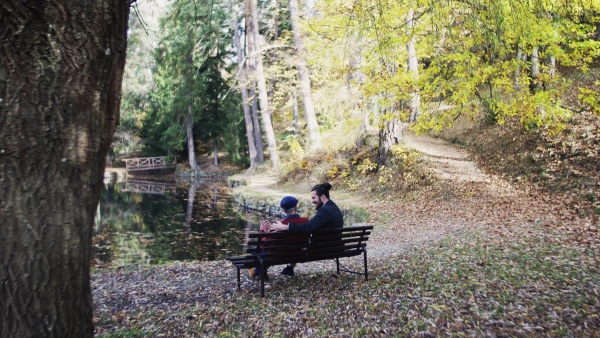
94, 171, 368, 268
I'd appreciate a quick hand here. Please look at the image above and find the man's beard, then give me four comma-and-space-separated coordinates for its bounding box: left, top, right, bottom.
314, 200, 324, 210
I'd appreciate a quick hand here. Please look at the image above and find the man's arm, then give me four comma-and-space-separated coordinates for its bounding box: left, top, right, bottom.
288, 209, 330, 233
272, 208, 330, 234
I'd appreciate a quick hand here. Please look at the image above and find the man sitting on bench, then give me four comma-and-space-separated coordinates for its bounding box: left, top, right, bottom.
269, 182, 344, 276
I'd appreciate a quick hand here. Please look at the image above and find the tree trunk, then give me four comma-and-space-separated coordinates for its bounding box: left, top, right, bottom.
250, 0, 280, 168
213, 139, 219, 166
378, 115, 403, 166
289, 0, 322, 150
293, 92, 299, 136
530, 46, 540, 93
548, 55, 556, 78
186, 103, 198, 171
250, 85, 264, 163
245, 0, 264, 163
406, 8, 421, 123
231, 4, 258, 169
515, 45, 522, 90
0, 1, 130, 337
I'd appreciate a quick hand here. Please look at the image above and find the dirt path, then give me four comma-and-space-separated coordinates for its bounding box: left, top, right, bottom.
403, 130, 489, 182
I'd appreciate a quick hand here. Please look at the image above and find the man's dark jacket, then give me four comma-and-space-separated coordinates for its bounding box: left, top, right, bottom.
287, 200, 344, 233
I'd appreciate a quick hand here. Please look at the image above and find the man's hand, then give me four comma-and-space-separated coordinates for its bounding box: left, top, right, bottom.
260, 220, 271, 232
271, 221, 289, 232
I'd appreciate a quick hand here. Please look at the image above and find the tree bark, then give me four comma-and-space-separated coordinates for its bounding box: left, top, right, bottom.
289, 0, 322, 150
515, 45, 523, 90
292, 92, 299, 136
378, 116, 403, 166
213, 139, 219, 166
250, 0, 280, 168
530, 46, 540, 93
250, 84, 264, 163
186, 102, 198, 171
0, 1, 130, 337
231, 5, 258, 169
406, 8, 421, 123
245, 0, 264, 163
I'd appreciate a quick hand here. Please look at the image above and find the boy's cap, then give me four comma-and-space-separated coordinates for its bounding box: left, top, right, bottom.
280, 196, 298, 209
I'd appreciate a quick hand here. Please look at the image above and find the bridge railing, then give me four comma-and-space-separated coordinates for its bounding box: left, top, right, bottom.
123, 156, 176, 172
121, 180, 176, 195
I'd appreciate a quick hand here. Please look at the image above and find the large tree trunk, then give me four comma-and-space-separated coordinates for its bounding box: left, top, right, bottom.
0, 1, 130, 337
231, 5, 258, 169
245, 0, 264, 164
289, 0, 322, 150
250, 0, 280, 168
406, 8, 421, 123
378, 114, 403, 166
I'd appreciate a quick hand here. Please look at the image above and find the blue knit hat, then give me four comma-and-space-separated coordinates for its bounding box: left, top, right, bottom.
280, 196, 298, 210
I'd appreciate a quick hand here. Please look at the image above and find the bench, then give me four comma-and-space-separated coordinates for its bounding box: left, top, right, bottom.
227, 225, 373, 297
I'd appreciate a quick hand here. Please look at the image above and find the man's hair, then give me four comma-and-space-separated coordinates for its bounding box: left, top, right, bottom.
311, 182, 332, 199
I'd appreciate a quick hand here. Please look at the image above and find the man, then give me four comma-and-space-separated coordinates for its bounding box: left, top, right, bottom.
249, 195, 309, 279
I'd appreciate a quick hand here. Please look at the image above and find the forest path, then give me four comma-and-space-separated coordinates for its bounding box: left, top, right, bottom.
403, 129, 489, 183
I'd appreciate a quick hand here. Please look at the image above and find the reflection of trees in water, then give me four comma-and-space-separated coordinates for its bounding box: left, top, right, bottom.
94, 177, 247, 266
184, 183, 198, 229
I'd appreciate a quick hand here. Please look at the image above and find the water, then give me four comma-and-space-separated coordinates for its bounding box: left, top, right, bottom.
94, 172, 250, 268
94, 172, 369, 268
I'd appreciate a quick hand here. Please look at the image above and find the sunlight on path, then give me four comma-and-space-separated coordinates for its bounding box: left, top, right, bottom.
403, 128, 489, 183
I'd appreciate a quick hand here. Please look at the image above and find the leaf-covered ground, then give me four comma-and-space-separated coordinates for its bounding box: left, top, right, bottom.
93, 135, 600, 337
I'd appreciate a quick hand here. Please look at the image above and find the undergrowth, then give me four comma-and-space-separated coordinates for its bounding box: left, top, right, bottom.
279, 142, 436, 198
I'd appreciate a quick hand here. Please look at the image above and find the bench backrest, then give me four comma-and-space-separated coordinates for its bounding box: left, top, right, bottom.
246, 225, 373, 262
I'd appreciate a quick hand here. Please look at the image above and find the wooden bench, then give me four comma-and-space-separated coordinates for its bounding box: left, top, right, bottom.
227, 225, 373, 297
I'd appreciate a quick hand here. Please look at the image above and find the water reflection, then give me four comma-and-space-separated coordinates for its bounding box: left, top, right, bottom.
94, 172, 247, 268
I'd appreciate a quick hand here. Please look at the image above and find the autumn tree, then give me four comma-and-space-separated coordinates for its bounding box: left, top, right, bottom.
289, 0, 322, 150
249, 0, 280, 168
231, 2, 259, 169
0, 1, 130, 337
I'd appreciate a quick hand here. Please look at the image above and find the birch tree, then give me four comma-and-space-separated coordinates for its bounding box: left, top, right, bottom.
406, 8, 421, 123
231, 3, 259, 169
245, 0, 265, 163
250, 0, 280, 168
289, 0, 322, 150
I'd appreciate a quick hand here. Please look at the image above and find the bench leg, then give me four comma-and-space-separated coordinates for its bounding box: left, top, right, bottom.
236, 267, 241, 290
260, 261, 266, 298
363, 247, 369, 282
335, 258, 340, 274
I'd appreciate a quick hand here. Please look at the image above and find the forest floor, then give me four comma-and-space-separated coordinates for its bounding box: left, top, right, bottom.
93, 128, 599, 337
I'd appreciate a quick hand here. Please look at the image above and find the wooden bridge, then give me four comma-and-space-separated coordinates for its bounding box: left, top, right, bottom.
123, 156, 176, 173
121, 180, 176, 195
